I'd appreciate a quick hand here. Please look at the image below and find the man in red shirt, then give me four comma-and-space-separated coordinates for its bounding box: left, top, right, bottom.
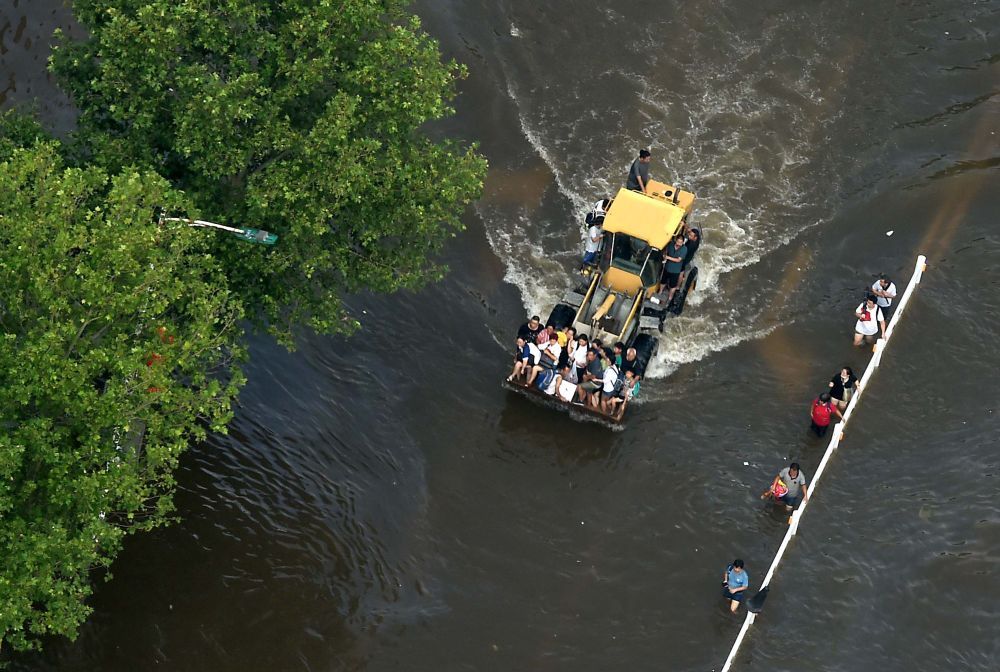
810, 392, 843, 437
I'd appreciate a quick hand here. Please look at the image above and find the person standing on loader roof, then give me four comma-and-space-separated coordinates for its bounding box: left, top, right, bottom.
626, 149, 652, 194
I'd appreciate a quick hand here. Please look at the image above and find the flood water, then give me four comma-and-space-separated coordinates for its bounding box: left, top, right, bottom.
3, 1, 999, 671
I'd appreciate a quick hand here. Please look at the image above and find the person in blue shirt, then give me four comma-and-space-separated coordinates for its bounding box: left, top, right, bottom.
722, 558, 749, 613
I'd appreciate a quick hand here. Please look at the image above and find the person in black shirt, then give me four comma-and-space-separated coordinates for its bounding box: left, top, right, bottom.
517, 315, 543, 344
620, 347, 639, 377
626, 149, 652, 193
679, 227, 701, 284
828, 366, 859, 412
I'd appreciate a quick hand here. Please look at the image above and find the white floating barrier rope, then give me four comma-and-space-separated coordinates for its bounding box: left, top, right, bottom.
719, 255, 927, 672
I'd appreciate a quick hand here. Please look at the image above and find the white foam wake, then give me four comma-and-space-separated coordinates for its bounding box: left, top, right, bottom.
482, 16, 845, 379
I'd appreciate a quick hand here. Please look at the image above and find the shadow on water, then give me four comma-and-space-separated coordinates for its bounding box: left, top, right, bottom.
494, 391, 622, 467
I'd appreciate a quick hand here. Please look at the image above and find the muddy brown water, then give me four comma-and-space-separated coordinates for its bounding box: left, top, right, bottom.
2, 1, 998, 670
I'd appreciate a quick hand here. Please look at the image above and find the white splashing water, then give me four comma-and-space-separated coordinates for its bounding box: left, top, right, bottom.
482, 21, 843, 379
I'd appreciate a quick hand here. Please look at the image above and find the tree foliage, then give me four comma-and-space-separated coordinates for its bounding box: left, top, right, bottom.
0, 0, 484, 651
52, 0, 487, 344
0, 139, 245, 650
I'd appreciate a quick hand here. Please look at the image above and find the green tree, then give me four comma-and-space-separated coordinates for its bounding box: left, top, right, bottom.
52, 0, 488, 345
0, 140, 245, 651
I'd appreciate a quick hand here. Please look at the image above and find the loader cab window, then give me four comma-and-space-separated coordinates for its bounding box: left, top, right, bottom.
607, 233, 652, 274
640, 250, 662, 288
605, 233, 658, 287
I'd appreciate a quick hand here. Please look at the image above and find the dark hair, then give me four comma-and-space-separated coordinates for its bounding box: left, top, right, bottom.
639, 149, 651, 158
865, 293, 877, 303
732, 558, 744, 569
819, 392, 831, 402
579, 334, 589, 342
613, 342, 624, 353
789, 462, 800, 472
530, 315, 540, 322
879, 273, 890, 282
842, 366, 854, 377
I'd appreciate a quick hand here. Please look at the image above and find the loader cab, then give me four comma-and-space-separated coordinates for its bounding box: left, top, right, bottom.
602, 232, 662, 290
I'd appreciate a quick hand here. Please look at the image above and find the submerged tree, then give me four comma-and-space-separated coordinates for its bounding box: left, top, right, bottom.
0, 140, 246, 650
53, 0, 488, 345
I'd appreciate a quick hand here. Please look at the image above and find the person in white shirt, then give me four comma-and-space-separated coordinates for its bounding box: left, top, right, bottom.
582, 222, 603, 266
597, 361, 621, 411
853, 295, 886, 346
526, 338, 561, 386
591, 197, 613, 219
871, 274, 897, 320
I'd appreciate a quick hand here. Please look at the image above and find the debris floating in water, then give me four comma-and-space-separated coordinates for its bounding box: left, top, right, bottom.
886, 230, 894, 236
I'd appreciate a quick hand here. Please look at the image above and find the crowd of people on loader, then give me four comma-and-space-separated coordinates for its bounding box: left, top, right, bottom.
506, 316, 642, 420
